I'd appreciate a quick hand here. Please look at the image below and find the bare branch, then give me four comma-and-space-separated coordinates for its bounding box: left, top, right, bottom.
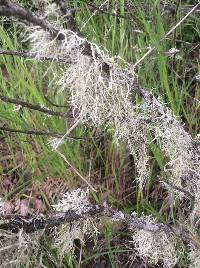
43, 94, 68, 108
56, 149, 97, 191
0, 94, 68, 118
0, 125, 104, 141
0, 48, 71, 63
0, 205, 103, 233
0, 125, 71, 139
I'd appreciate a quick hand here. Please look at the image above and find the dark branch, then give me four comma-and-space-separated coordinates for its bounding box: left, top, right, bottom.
44, 94, 68, 109
0, 48, 71, 63
0, 94, 68, 118
0, 126, 66, 139
0, 125, 103, 141
0, 206, 103, 233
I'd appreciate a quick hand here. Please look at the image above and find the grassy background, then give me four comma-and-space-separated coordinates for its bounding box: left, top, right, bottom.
0, 0, 199, 267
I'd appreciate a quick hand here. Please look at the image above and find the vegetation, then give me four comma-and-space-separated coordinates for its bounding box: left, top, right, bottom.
0, 0, 199, 267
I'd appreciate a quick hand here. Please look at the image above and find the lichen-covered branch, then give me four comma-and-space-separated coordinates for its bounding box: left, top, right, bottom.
1, 0, 60, 37
1, 0, 199, 207
0, 204, 194, 246
0, 0, 110, 72
0, 205, 102, 233
0, 189, 199, 267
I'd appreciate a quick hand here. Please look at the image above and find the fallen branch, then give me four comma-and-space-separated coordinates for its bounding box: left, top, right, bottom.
0, 205, 195, 247
0, 205, 102, 233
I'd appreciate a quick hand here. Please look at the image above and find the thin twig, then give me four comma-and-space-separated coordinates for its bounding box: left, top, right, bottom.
80, 0, 108, 31
87, 2, 132, 20
0, 94, 67, 118
0, 125, 104, 141
53, 119, 81, 148
0, 48, 71, 63
56, 149, 96, 192
0, 126, 76, 140
44, 94, 68, 108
